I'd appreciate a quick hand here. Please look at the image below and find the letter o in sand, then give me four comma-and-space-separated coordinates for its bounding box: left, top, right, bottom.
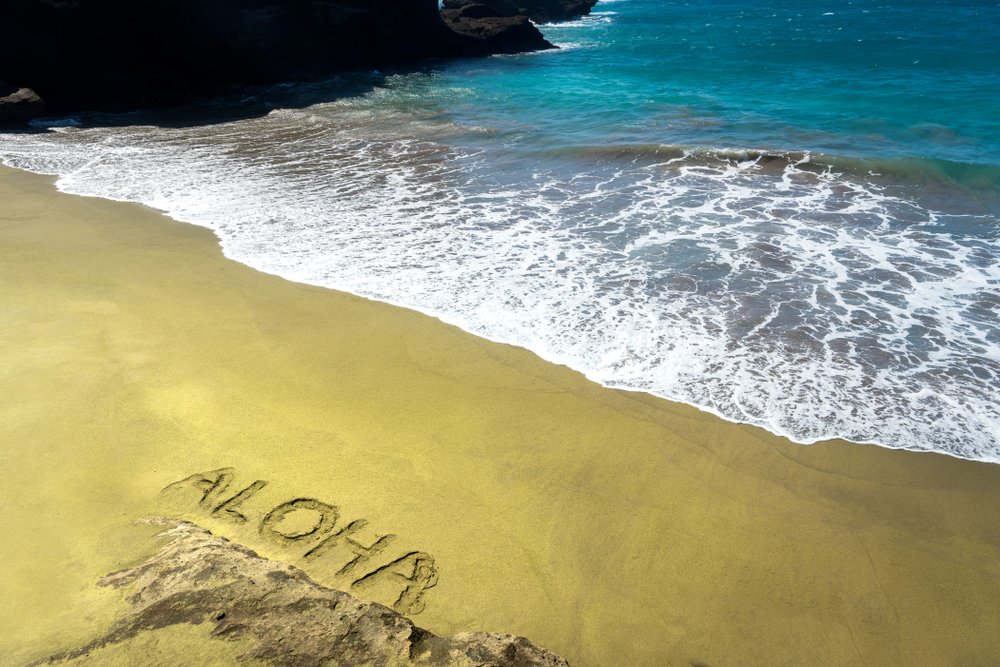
260, 498, 338, 544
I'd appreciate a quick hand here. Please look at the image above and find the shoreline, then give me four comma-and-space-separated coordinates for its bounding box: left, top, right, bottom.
3, 163, 1000, 665
5, 157, 992, 465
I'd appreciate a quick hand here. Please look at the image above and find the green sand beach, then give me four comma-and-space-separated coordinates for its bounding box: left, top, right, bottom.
2, 164, 1000, 665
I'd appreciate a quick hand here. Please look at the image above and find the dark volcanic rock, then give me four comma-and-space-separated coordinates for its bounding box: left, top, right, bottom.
0, 83, 44, 123
0, 0, 550, 115
35, 520, 570, 667
442, 4, 555, 55
443, 0, 522, 17
443, 0, 598, 23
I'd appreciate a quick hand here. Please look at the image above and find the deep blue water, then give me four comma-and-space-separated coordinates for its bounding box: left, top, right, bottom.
2, 0, 998, 459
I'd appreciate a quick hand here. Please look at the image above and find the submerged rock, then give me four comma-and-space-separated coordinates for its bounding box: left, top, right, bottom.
35, 520, 569, 667
442, 0, 599, 23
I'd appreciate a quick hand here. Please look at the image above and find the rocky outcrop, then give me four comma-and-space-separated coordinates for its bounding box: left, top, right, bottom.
441, 4, 555, 55
0, 83, 44, 123
0, 0, 554, 115
36, 520, 569, 667
442, 0, 599, 23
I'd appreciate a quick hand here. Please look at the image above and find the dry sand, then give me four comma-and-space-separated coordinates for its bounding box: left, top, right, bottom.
2, 164, 999, 666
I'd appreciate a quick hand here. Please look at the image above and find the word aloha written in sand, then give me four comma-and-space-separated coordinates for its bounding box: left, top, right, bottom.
162, 468, 437, 615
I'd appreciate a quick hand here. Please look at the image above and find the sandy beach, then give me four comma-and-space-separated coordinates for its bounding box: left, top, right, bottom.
2, 163, 999, 665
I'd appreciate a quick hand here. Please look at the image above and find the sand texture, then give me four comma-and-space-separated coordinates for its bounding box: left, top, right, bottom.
2, 164, 1000, 666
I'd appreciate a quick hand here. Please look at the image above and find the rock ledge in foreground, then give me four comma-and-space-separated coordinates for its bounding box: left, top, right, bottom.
36, 520, 569, 667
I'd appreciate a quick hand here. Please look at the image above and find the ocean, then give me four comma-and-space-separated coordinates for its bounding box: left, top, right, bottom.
2, 0, 998, 460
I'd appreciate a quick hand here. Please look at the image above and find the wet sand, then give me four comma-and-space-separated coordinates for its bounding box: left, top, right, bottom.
2, 164, 999, 666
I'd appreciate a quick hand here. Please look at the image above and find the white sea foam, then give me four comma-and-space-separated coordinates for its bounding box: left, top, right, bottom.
539, 12, 615, 28
2, 106, 998, 461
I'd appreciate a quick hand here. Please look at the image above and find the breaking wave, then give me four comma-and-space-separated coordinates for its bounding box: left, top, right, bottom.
3, 98, 997, 460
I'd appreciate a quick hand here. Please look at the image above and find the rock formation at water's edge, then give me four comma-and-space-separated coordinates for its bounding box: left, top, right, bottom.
0, 0, 554, 119
0, 82, 44, 122
443, 0, 599, 23
442, 3, 555, 55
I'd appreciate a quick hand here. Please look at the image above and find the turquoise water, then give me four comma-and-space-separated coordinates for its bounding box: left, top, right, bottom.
450, 0, 1000, 165
2, 0, 998, 459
